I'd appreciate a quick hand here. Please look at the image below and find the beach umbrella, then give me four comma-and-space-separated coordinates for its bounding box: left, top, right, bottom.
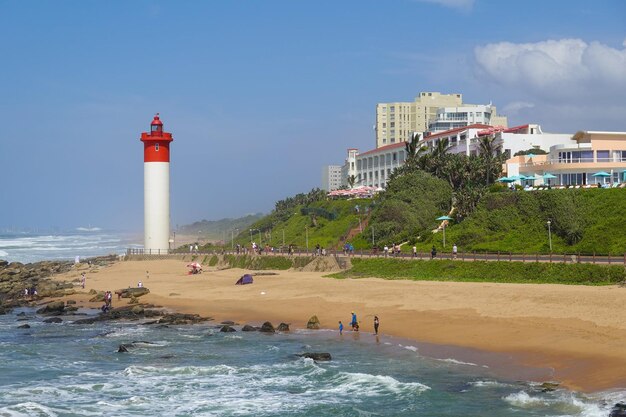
591, 171, 611, 177
497, 176, 515, 183
526, 153, 535, 158
523, 175, 538, 181
542, 173, 557, 179
508, 175, 524, 181
436, 216, 453, 247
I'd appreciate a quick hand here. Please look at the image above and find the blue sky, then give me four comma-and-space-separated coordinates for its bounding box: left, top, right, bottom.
1, 0, 625, 231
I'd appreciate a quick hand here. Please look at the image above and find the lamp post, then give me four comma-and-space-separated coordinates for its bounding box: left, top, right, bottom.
305, 226, 309, 250
547, 220, 552, 251
371, 226, 375, 247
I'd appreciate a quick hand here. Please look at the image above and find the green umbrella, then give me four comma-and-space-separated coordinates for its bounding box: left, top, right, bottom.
523, 175, 538, 181
526, 153, 535, 158
436, 216, 453, 221
592, 171, 611, 177
542, 173, 557, 179
435, 216, 453, 247
497, 176, 515, 183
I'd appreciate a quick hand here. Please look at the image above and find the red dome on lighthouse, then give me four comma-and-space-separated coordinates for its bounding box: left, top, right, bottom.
141, 113, 173, 162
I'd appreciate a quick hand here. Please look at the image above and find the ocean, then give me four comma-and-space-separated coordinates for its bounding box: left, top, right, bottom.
0, 231, 141, 264
0, 309, 624, 416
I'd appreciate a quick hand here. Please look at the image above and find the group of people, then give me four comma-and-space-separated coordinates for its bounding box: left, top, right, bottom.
430, 244, 458, 259
101, 291, 113, 312
382, 244, 401, 257
338, 312, 380, 335
342, 242, 354, 255
314, 244, 327, 256
189, 244, 199, 253
23, 287, 37, 297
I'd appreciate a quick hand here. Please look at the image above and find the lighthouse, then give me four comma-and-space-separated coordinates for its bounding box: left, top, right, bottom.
140, 114, 173, 253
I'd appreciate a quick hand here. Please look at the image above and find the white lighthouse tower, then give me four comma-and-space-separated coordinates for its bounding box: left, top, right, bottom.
140, 114, 173, 253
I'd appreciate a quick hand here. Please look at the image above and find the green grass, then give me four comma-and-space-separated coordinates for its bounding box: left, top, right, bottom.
222, 255, 313, 270
329, 258, 625, 285
208, 255, 218, 266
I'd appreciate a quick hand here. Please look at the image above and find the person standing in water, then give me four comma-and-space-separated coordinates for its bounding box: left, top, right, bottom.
350, 312, 358, 331
374, 316, 380, 335
338, 321, 344, 335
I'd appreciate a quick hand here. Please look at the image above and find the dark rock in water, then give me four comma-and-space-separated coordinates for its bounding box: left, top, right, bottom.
277, 323, 290, 332
0, 260, 8, 268
538, 381, 560, 392
36, 301, 65, 315
17, 312, 26, 316
158, 354, 175, 359
118, 344, 129, 353
306, 315, 320, 330
43, 317, 63, 323
260, 321, 275, 333
221, 320, 235, 325
17, 324, 31, 329
242, 324, 258, 332
298, 352, 332, 361
220, 325, 236, 332
610, 403, 626, 417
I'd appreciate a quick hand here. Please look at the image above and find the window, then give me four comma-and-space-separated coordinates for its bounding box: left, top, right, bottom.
621, 151, 626, 162
155, 143, 159, 151
392, 153, 397, 162
390, 106, 395, 112
390, 122, 395, 128
597, 150, 610, 162
382, 122, 386, 128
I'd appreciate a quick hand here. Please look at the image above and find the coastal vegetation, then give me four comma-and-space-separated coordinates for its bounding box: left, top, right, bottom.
330, 258, 626, 285
223, 254, 313, 270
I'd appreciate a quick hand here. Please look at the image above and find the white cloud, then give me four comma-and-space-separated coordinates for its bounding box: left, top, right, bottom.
502, 101, 535, 115
413, 0, 474, 12
474, 38, 626, 104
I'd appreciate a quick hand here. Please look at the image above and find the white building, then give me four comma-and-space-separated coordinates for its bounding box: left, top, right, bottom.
321, 165, 343, 191
427, 104, 507, 133
340, 148, 359, 187
342, 143, 407, 189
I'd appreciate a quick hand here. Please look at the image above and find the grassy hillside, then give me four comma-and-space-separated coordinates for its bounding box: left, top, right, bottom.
226, 198, 372, 250
412, 188, 626, 255
179, 214, 264, 241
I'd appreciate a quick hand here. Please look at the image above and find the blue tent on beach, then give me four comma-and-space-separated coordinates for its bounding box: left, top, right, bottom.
236, 274, 254, 285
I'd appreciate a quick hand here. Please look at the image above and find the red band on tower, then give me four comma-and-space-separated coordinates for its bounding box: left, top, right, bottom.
140, 114, 173, 163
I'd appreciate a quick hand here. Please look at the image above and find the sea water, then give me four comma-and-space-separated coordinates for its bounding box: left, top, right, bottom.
0, 309, 624, 416
0, 231, 140, 264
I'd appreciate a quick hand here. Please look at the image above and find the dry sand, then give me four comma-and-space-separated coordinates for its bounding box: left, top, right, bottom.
56, 259, 626, 393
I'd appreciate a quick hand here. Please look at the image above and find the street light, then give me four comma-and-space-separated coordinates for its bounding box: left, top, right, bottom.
547, 220, 552, 251
435, 216, 453, 248
305, 226, 309, 250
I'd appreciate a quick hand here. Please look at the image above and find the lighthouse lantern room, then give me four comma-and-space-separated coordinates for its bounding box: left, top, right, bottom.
140, 114, 173, 253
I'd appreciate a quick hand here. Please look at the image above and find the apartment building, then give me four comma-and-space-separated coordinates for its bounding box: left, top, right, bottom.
321, 165, 343, 191
375, 92, 508, 148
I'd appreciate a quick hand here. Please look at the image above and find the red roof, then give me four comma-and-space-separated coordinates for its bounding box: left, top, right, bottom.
358, 142, 406, 157
423, 124, 491, 141
151, 113, 163, 126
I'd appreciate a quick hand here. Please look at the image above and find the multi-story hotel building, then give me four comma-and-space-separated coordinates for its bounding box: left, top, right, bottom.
374, 92, 508, 148
427, 104, 508, 133
506, 131, 626, 186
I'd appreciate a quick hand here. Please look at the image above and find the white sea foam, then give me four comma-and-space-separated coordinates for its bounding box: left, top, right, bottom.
403, 345, 419, 352
504, 391, 550, 407
470, 380, 510, 388
319, 372, 430, 397
437, 358, 480, 367
0, 250, 8, 257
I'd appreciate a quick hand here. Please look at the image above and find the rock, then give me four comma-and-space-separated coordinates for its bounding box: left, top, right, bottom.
610, 403, 626, 417
89, 289, 97, 295
116, 287, 150, 299
220, 325, 236, 332
538, 382, 560, 392
118, 344, 129, 353
66, 300, 77, 305
306, 315, 320, 330
259, 321, 275, 333
17, 324, 31, 329
298, 352, 332, 361
89, 292, 105, 302
17, 312, 26, 316
242, 324, 258, 332
131, 305, 144, 315
43, 317, 63, 323
277, 323, 290, 332
36, 301, 65, 315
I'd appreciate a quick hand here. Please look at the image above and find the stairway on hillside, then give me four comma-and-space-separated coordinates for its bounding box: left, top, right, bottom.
336, 215, 370, 248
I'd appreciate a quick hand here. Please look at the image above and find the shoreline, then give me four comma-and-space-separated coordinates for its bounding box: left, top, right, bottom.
51, 259, 626, 393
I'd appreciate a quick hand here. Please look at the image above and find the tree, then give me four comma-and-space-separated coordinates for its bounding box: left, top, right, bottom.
477, 135, 503, 186
347, 175, 356, 189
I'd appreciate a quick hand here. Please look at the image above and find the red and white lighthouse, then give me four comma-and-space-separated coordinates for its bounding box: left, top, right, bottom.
140, 114, 173, 253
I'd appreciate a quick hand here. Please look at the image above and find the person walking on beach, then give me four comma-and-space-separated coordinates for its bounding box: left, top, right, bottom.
194, 244, 199, 253
81, 272, 86, 289
431, 245, 437, 259
412, 246, 417, 257
350, 312, 358, 331
146, 270, 149, 280
374, 316, 380, 335
189, 245, 193, 253
452, 244, 458, 259
338, 321, 344, 335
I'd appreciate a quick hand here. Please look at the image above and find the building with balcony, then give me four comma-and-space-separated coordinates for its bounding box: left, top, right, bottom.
375, 92, 508, 148
342, 143, 407, 189
506, 131, 626, 186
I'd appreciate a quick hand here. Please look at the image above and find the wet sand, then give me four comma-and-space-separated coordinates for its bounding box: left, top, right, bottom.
56, 259, 626, 392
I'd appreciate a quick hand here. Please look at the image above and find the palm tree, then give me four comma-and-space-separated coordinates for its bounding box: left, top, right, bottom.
430, 138, 451, 179
347, 175, 356, 189
477, 135, 502, 186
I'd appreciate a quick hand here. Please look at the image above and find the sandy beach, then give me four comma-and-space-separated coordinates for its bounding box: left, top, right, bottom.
56, 259, 626, 393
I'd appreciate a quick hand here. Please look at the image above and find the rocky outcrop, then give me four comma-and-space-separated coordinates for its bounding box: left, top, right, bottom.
242, 324, 258, 331
115, 287, 150, 299
306, 315, 320, 329
610, 403, 626, 417
277, 323, 290, 332
43, 317, 63, 323
17, 324, 31, 329
259, 321, 275, 333
36, 301, 66, 315
220, 325, 236, 332
298, 352, 332, 361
